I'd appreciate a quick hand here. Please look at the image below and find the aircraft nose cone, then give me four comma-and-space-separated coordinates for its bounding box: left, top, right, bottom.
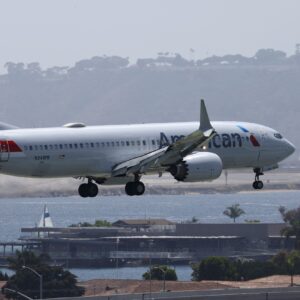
285, 140, 296, 157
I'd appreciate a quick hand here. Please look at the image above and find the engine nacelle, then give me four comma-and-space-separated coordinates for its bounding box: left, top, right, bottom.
169, 152, 223, 182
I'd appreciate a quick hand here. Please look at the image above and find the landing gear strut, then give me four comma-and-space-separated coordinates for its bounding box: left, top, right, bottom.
78, 179, 98, 197
252, 168, 264, 190
125, 175, 145, 196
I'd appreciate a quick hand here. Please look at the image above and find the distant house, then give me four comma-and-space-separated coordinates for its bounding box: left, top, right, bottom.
112, 219, 176, 232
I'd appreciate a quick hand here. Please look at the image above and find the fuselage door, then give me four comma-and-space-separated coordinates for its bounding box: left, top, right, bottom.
0, 140, 9, 162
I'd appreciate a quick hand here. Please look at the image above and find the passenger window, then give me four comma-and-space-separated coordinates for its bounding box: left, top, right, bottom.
101, 142, 105, 147
69, 144, 73, 149
111, 141, 115, 147
24, 145, 28, 151
29, 146, 33, 151
49, 145, 53, 150
54, 145, 58, 150
40, 145, 43, 151
96, 142, 100, 147
44, 145, 48, 150
116, 141, 120, 147
74, 144, 78, 149
152, 140, 155, 145
142, 140, 146, 146
137, 141, 141, 146
35, 145, 38, 151
106, 142, 110, 147
90, 142, 94, 148
59, 144, 63, 149
80, 143, 83, 148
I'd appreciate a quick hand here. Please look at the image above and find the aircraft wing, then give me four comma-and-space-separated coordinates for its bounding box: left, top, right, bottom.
111, 100, 216, 177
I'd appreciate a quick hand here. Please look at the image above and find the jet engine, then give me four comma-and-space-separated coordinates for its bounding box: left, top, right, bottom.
168, 152, 223, 182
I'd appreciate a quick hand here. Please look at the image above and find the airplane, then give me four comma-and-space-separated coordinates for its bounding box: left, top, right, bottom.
0, 100, 295, 197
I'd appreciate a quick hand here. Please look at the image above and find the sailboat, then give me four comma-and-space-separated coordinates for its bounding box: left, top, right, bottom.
38, 204, 54, 228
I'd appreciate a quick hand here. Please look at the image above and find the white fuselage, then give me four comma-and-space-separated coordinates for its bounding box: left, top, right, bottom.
0, 121, 295, 181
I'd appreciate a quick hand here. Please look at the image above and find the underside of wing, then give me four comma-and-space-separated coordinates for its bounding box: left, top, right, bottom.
112, 100, 216, 177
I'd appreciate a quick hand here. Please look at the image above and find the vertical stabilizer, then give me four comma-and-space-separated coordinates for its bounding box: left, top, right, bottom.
199, 99, 213, 134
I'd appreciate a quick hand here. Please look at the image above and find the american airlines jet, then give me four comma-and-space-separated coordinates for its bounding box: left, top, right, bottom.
0, 100, 295, 197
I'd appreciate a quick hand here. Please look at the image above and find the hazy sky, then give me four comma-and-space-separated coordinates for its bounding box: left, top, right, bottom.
0, 0, 299, 71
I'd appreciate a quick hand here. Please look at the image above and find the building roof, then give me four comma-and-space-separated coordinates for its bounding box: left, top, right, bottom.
113, 219, 175, 226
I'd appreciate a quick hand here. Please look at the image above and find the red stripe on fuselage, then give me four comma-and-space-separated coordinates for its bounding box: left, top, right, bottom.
250, 135, 260, 147
7, 140, 22, 152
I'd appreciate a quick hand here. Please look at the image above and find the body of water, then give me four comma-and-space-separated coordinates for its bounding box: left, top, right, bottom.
0, 191, 300, 280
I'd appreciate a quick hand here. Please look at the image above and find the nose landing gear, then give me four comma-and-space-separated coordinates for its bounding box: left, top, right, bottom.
253, 168, 264, 190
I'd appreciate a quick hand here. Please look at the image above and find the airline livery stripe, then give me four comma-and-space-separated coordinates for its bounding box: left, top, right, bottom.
8, 141, 22, 152
237, 125, 249, 133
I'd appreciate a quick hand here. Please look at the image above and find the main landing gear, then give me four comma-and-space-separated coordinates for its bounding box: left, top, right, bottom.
125, 181, 145, 196
78, 180, 99, 198
252, 168, 264, 190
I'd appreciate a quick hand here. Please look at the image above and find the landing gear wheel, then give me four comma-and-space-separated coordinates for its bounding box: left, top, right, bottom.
252, 168, 264, 190
135, 181, 145, 196
78, 183, 89, 198
125, 181, 145, 196
125, 182, 135, 196
256, 181, 263, 190
87, 183, 98, 197
78, 182, 98, 197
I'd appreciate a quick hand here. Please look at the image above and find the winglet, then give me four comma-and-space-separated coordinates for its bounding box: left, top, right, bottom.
199, 99, 213, 133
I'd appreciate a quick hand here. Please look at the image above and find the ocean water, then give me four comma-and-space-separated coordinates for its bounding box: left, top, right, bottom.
0, 191, 300, 280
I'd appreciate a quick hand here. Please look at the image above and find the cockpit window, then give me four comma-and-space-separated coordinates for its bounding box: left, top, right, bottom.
274, 133, 283, 139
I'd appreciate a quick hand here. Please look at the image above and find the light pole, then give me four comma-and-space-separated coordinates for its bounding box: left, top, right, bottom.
148, 239, 154, 297
116, 237, 119, 280
153, 267, 166, 292
22, 266, 43, 299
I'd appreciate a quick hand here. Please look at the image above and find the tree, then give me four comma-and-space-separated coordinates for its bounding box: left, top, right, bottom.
0, 271, 9, 281
279, 206, 300, 249
2, 251, 85, 299
191, 216, 198, 223
191, 257, 236, 281
223, 204, 245, 223
271, 251, 289, 274
69, 219, 112, 227
254, 49, 286, 64
143, 265, 177, 281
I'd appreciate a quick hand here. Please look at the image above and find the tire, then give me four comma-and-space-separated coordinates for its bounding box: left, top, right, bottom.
78, 183, 89, 198
87, 183, 98, 197
252, 181, 258, 189
135, 181, 145, 196
256, 181, 264, 190
125, 182, 135, 196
